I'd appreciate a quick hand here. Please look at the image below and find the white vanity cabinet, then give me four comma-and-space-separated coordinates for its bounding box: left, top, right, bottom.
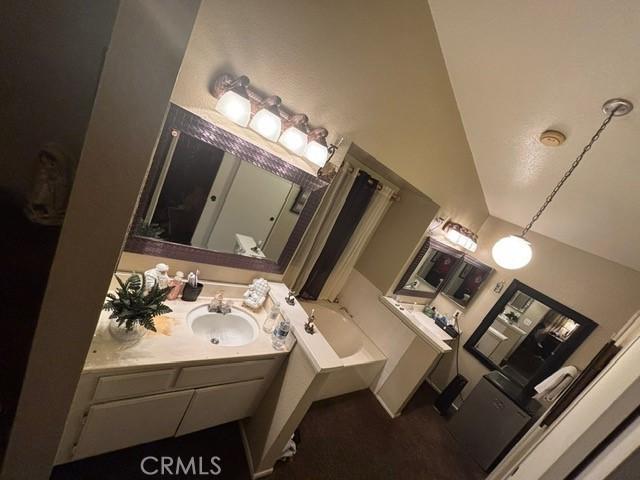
55, 356, 284, 464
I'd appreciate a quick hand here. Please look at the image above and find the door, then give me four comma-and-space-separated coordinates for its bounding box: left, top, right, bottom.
206, 162, 293, 253
73, 390, 193, 460
176, 379, 264, 436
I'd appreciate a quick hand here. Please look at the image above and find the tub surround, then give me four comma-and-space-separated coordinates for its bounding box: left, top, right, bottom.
379, 296, 453, 353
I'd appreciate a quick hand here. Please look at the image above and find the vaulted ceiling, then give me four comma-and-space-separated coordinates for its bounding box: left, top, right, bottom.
429, 0, 640, 271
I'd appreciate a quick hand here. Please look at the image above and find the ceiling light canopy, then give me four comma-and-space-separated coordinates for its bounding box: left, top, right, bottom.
492, 98, 633, 270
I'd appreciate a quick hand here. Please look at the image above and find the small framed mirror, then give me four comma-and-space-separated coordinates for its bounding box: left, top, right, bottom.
441, 257, 492, 308
125, 104, 328, 273
465, 280, 598, 393
394, 237, 464, 298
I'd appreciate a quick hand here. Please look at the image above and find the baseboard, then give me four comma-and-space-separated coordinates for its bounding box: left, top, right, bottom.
374, 393, 401, 419
239, 422, 274, 480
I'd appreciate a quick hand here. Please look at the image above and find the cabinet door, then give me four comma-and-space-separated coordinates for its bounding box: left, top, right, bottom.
74, 390, 193, 460
176, 379, 264, 436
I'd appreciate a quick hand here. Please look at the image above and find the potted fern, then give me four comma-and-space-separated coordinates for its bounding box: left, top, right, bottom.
103, 274, 172, 342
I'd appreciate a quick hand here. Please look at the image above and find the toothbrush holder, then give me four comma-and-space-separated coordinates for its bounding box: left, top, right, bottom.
181, 282, 203, 302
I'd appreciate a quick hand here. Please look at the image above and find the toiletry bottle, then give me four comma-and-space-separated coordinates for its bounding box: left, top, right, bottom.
263, 302, 281, 333
167, 271, 185, 300
271, 313, 290, 350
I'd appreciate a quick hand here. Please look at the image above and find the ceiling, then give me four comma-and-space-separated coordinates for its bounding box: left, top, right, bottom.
429, 0, 640, 271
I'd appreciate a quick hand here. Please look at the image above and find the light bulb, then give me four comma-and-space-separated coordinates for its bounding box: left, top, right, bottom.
279, 126, 308, 155
215, 90, 251, 127
304, 140, 329, 167
492, 235, 532, 270
249, 108, 282, 141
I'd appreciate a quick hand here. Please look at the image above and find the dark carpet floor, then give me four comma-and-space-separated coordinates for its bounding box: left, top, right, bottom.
51, 383, 485, 480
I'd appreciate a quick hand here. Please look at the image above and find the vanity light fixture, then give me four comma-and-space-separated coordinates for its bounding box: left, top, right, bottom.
249, 96, 283, 141
212, 73, 336, 172
279, 114, 309, 156
444, 221, 478, 252
214, 75, 252, 127
492, 98, 633, 270
305, 128, 330, 167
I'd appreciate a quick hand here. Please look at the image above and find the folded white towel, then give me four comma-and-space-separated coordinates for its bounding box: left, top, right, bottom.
534, 365, 578, 402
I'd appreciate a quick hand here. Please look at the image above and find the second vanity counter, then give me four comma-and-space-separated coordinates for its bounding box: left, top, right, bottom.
379, 296, 453, 353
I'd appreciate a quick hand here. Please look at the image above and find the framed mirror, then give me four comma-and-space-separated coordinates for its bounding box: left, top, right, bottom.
394, 237, 464, 298
441, 256, 492, 308
465, 280, 597, 393
125, 104, 328, 273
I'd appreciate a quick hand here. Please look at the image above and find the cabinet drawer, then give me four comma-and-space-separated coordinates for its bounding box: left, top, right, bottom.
93, 369, 175, 402
175, 359, 274, 389
74, 390, 193, 459
176, 379, 264, 436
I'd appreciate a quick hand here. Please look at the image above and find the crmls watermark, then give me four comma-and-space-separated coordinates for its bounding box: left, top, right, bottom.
140, 456, 222, 476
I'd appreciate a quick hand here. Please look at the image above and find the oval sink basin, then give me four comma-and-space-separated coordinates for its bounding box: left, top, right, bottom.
187, 304, 258, 347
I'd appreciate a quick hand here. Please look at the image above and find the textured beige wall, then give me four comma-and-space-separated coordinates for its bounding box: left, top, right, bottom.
429, 216, 640, 399
0, 0, 118, 198
0, 2, 200, 477
356, 188, 440, 294
171, 0, 488, 230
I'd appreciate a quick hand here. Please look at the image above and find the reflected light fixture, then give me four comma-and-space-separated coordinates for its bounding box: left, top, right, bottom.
249, 96, 282, 141
279, 114, 309, 155
214, 75, 252, 127
305, 128, 330, 167
444, 221, 478, 252
492, 98, 633, 270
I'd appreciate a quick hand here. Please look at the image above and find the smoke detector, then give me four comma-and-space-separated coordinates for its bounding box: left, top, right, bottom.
539, 129, 566, 146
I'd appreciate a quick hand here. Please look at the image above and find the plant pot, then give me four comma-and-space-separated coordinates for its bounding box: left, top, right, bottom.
181, 282, 203, 301
108, 318, 146, 343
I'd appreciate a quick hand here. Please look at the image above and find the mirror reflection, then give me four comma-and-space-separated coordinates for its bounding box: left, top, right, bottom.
472, 288, 584, 386
402, 245, 460, 294
136, 131, 308, 262
441, 260, 491, 307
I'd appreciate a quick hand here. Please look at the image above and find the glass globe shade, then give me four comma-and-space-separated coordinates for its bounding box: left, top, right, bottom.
279, 126, 308, 155
249, 108, 282, 141
492, 235, 532, 270
304, 140, 329, 167
215, 90, 251, 127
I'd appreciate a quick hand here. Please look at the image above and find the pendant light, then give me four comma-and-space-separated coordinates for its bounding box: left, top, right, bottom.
279, 114, 309, 155
305, 128, 330, 167
214, 75, 252, 127
492, 98, 633, 270
249, 96, 282, 141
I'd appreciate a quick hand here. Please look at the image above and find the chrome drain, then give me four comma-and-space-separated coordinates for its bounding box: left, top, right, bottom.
210, 337, 220, 345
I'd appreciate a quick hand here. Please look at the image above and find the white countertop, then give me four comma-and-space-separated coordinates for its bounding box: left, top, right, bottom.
379, 296, 453, 353
84, 276, 345, 374
84, 282, 295, 373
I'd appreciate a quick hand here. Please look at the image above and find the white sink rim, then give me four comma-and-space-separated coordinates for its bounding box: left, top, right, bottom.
187, 304, 259, 347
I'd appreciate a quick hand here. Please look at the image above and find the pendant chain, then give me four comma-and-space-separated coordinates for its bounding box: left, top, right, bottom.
521, 107, 620, 237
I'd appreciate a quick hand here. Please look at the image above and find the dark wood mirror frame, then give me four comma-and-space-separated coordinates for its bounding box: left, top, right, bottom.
394, 237, 464, 298
464, 279, 598, 395
125, 103, 328, 274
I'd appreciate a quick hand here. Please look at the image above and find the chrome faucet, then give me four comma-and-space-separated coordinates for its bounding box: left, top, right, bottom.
208, 292, 232, 314
285, 290, 296, 306
305, 309, 316, 334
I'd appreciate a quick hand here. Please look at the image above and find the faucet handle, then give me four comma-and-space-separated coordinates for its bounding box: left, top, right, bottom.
285, 290, 296, 306
305, 309, 316, 335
